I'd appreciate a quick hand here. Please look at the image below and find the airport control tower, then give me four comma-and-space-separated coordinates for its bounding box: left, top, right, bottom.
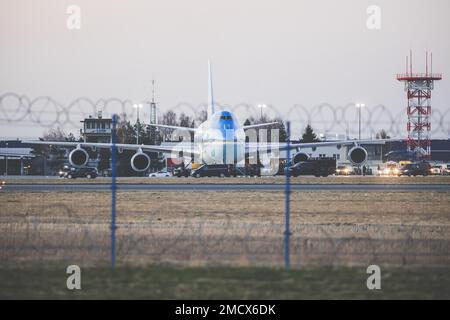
396, 51, 442, 159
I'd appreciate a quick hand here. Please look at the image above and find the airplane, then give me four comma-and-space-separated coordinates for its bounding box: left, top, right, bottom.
24, 61, 402, 173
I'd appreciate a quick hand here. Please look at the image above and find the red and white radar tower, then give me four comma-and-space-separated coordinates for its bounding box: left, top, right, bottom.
396, 51, 442, 159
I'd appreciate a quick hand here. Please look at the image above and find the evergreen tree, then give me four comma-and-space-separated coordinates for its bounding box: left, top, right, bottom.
301, 124, 320, 142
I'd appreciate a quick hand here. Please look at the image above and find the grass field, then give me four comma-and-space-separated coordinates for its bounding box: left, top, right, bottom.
3, 175, 450, 185
1, 264, 449, 299
1, 189, 449, 267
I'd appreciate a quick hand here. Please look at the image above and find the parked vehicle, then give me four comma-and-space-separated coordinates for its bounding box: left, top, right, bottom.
443, 164, 450, 175
58, 165, 71, 178
398, 162, 431, 176
191, 164, 231, 178
173, 166, 191, 177
62, 167, 98, 179
380, 161, 400, 176
288, 157, 336, 177
430, 165, 443, 175
149, 170, 172, 178
336, 165, 351, 176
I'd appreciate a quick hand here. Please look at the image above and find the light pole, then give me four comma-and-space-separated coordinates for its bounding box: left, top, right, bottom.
5, 142, 8, 176
356, 103, 365, 140
133, 103, 143, 144
257, 104, 267, 121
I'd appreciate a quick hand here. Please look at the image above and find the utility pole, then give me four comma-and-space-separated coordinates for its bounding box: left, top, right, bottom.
257, 104, 267, 121
356, 103, 365, 140
5, 142, 8, 176
133, 103, 143, 145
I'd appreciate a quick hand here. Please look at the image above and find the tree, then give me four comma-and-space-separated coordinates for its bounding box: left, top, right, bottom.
179, 113, 194, 128
300, 124, 320, 143
31, 127, 78, 157
273, 118, 287, 143
116, 119, 135, 144
196, 110, 208, 125
375, 129, 390, 139
243, 116, 287, 143
159, 111, 178, 141
31, 127, 79, 175
133, 119, 147, 144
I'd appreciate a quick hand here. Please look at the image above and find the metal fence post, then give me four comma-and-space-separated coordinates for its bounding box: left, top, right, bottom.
284, 121, 291, 270
111, 114, 117, 267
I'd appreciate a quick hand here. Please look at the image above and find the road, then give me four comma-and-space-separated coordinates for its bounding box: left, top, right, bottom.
2, 183, 449, 192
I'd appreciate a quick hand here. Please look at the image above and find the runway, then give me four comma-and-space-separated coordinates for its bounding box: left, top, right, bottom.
2, 183, 449, 192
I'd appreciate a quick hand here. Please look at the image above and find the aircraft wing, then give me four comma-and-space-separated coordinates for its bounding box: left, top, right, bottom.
247, 138, 405, 153
22, 140, 200, 157
243, 122, 279, 130
148, 123, 197, 132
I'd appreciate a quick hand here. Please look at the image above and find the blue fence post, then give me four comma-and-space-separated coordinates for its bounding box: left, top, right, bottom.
110, 114, 117, 267
284, 121, 291, 270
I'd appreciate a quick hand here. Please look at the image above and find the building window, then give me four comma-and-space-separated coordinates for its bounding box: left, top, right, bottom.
101, 122, 105, 129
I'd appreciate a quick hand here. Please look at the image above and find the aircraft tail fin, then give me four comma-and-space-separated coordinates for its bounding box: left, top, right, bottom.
208, 60, 215, 119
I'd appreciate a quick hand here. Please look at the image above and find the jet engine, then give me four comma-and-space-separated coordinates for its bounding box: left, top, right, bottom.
292, 152, 309, 164
69, 147, 89, 167
131, 151, 150, 172
348, 146, 368, 165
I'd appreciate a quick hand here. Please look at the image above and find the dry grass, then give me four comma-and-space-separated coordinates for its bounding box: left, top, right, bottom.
3, 175, 450, 185
1, 190, 449, 267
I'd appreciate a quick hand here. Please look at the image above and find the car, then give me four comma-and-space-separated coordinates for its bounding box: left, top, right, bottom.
430, 165, 443, 175
443, 164, 450, 175
380, 162, 400, 176
173, 166, 191, 177
191, 164, 231, 178
336, 165, 351, 176
398, 162, 431, 176
64, 167, 98, 179
149, 170, 172, 178
288, 157, 336, 177
58, 165, 71, 178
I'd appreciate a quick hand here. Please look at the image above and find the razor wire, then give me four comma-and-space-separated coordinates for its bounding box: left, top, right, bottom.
1, 92, 449, 138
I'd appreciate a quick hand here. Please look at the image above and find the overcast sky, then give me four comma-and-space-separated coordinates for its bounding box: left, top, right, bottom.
1, 0, 449, 139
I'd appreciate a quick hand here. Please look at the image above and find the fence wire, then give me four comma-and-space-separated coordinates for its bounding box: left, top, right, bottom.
1, 92, 449, 138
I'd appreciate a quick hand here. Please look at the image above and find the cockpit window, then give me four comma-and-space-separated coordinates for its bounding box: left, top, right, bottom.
220, 115, 233, 120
